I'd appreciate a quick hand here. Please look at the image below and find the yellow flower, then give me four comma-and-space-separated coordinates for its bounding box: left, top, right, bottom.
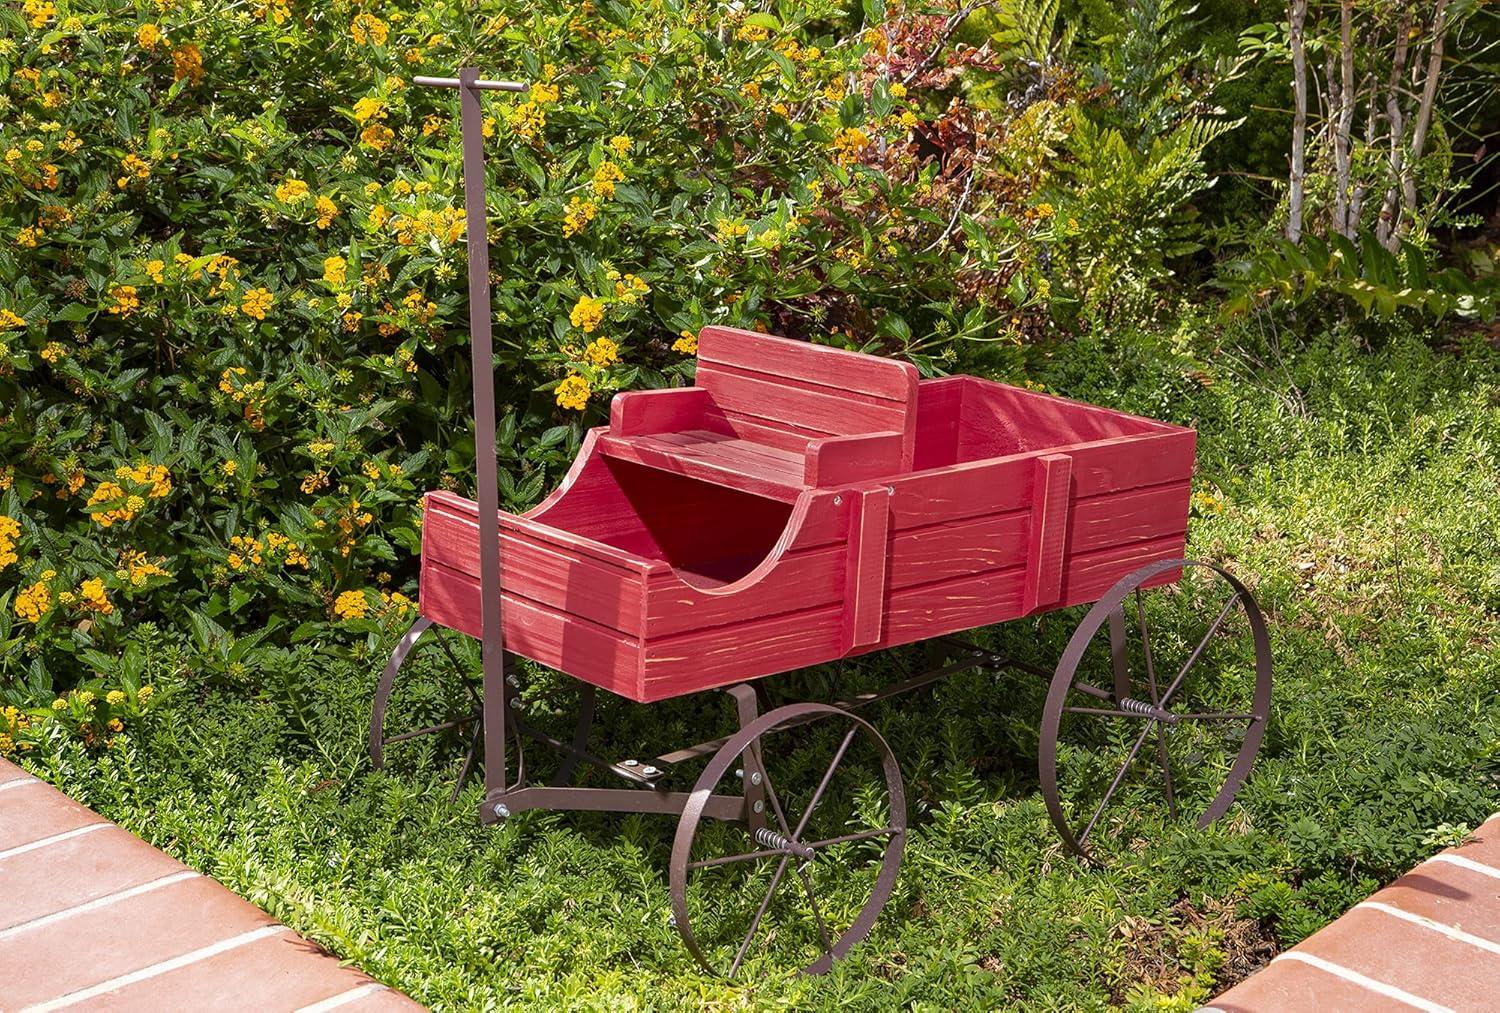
315, 195, 338, 229
581, 337, 619, 366
736, 23, 770, 42
569, 295, 604, 333
554, 374, 590, 411
1034, 202, 1055, 219
107, 718, 124, 733
14, 580, 51, 623
672, 330, 699, 355
361, 124, 394, 151
22, 0, 55, 28
507, 102, 546, 143
889, 82, 907, 98
145, 259, 165, 283
832, 127, 871, 165
136, 23, 162, 49
78, 578, 113, 615
333, 589, 369, 620
607, 134, 632, 157
275, 178, 310, 203
107, 690, 126, 706
0, 515, 19, 571
117, 153, 151, 189
323, 255, 347, 286
562, 196, 597, 237
138, 685, 154, 702
221, 460, 238, 476
0, 309, 25, 329
352, 97, 386, 123
171, 43, 204, 85
349, 13, 388, 46
529, 82, 559, 103
590, 160, 625, 200
108, 285, 140, 316
241, 287, 273, 320
40, 341, 67, 363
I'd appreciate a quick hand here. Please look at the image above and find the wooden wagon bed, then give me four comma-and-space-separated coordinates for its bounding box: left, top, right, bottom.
418, 327, 1195, 703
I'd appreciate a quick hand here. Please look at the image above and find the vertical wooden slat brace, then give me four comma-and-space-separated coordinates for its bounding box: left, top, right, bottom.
842, 487, 890, 652
1022, 453, 1072, 614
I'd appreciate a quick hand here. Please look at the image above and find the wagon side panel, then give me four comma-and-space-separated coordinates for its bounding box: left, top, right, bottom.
418, 492, 649, 701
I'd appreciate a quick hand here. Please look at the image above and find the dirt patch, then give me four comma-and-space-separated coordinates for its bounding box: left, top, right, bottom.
1110, 896, 1279, 1002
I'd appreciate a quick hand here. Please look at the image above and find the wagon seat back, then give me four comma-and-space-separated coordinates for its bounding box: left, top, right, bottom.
599, 326, 920, 502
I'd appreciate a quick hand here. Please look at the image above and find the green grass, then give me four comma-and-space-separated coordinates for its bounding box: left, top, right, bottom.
17, 318, 1500, 1010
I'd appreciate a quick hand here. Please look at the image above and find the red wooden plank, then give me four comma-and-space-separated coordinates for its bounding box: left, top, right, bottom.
420, 561, 643, 700
1022, 453, 1072, 614
886, 429, 1196, 531
645, 544, 845, 636
804, 431, 905, 486
426, 491, 660, 576
609, 386, 710, 436
701, 407, 825, 454
423, 511, 646, 635
698, 325, 920, 402
1068, 480, 1191, 554
1058, 533, 1188, 607
877, 565, 1028, 649
886, 509, 1030, 589
842, 487, 890, 651
694, 365, 909, 440
640, 603, 845, 700
596, 432, 803, 501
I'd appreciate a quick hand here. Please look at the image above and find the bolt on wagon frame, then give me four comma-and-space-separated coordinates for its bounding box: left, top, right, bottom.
370, 70, 1274, 976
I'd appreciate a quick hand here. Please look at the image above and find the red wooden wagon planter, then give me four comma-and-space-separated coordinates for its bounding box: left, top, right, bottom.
369, 72, 1273, 977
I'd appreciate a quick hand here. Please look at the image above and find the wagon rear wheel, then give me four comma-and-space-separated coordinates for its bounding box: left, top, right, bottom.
1038, 559, 1272, 859
369, 620, 596, 799
670, 703, 906, 977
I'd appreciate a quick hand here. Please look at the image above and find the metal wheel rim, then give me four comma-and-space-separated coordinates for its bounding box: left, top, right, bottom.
1038, 558, 1273, 859
669, 702, 907, 977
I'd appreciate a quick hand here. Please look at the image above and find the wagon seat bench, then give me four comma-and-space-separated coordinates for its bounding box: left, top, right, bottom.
368, 69, 1275, 979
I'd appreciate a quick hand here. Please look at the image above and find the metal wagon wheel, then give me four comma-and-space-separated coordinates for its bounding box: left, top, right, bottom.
369, 618, 595, 799
670, 703, 906, 977
1038, 559, 1272, 859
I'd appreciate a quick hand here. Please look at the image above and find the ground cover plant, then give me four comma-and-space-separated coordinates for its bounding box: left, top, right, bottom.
16, 318, 1500, 1008
3, 0, 1499, 1008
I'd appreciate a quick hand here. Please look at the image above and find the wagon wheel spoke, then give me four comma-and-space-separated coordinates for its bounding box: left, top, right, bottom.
749, 739, 795, 840
1063, 706, 1150, 719
728, 854, 792, 978
1136, 589, 1160, 705
1155, 723, 1177, 819
797, 866, 834, 955
793, 726, 859, 841
1078, 722, 1155, 847
1160, 592, 1241, 708
805, 826, 900, 850
686, 848, 781, 872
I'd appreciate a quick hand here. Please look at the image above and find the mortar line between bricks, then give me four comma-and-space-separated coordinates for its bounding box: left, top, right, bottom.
0, 870, 201, 942
294, 982, 391, 1013
1429, 853, 1500, 881
1358, 901, 1500, 956
0, 822, 112, 863
0, 777, 41, 794
19, 924, 291, 1013
1273, 951, 1455, 1013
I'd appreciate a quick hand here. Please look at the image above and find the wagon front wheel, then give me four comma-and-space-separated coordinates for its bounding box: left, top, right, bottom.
1039, 558, 1272, 859
670, 703, 906, 977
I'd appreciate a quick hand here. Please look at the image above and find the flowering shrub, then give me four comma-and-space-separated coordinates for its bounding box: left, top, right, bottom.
0, 0, 1236, 692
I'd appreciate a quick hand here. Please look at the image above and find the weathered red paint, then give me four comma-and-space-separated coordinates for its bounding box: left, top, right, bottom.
419, 328, 1195, 703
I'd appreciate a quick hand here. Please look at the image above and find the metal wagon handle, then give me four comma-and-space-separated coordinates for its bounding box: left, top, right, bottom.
413, 69, 525, 822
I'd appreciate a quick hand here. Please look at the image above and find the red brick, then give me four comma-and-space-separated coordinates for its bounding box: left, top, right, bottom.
0, 779, 105, 851
1208, 955, 1421, 1012
0, 826, 186, 931
1292, 905, 1500, 1008
0, 758, 33, 785
75, 931, 397, 1011
1371, 860, 1500, 943
1450, 818, 1500, 874
0, 875, 277, 1007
